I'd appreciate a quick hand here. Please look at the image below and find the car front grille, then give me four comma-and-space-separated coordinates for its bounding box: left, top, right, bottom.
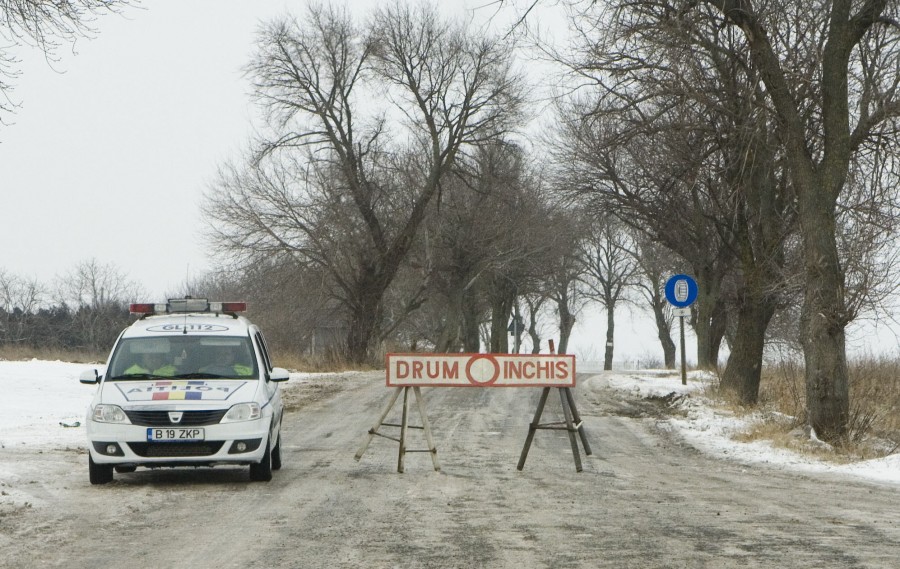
124, 410, 228, 427
127, 441, 225, 458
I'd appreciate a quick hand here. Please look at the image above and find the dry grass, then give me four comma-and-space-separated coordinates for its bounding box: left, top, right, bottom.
0, 345, 373, 373
732, 355, 900, 462
730, 419, 858, 463
271, 351, 376, 374
0, 345, 106, 364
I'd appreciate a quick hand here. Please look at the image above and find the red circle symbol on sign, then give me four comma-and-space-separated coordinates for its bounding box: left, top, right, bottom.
465, 355, 500, 385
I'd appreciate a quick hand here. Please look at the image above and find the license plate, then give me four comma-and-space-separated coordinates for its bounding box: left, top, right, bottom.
146, 427, 205, 442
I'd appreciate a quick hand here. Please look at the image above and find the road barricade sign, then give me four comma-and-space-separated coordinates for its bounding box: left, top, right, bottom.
386, 353, 575, 387
356, 351, 589, 473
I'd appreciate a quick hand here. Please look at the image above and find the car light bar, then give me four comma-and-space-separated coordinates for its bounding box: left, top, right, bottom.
168, 298, 210, 313
210, 302, 247, 313
129, 303, 167, 314
129, 299, 247, 315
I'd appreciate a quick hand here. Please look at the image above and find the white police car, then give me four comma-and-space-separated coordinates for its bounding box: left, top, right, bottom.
79, 298, 289, 484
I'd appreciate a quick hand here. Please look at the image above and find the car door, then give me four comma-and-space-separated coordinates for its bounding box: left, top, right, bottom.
254, 330, 282, 434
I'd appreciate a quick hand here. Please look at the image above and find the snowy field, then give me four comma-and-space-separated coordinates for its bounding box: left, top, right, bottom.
1, 359, 897, 485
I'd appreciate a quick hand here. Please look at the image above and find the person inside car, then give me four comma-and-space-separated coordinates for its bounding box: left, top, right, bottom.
124, 352, 177, 377
199, 346, 253, 377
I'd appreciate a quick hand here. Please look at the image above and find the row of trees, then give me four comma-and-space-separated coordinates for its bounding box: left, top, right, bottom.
203, 1, 900, 442
201, 2, 688, 370
546, 0, 900, 440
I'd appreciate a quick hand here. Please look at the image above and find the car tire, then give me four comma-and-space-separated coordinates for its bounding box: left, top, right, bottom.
89, 455, 114, 485
271, 433, 282, 471
249, 437, 273, 482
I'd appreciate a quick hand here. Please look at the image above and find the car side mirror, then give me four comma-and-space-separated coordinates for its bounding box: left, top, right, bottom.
79, 369, 101, 385
269, 367, 290, 383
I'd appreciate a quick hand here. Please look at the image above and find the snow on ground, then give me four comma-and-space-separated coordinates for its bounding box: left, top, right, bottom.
1, 360, 897, 485
594, 369, 900, 485
0, 360, 333, 450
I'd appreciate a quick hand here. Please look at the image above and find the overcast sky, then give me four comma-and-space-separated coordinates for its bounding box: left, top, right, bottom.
3, 1, 290, 295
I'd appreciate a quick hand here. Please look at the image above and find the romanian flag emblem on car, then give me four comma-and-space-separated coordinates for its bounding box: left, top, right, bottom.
116, 380, 247, 402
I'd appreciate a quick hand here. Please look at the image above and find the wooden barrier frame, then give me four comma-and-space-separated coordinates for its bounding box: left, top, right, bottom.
355, 349, 590, 473
517, 341, 592, 472
516, 385, 592, 472
354, 386, 440, 473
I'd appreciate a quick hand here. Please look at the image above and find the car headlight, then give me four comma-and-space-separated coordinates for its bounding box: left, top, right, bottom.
222, 403, 261, 423
91, 404, 130, 424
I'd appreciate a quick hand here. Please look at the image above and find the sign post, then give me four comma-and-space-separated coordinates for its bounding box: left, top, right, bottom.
664, 274, 698, 386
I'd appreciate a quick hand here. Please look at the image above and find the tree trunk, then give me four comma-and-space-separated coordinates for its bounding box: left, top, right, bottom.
652, 302, 676, 369
693, 292, 714, 369
720, 296, 776, 405
434, 289, 463, 353
708, 300, 728, 369
488, 290, 513, 354
692, 264, 727, 369
528, 328, 541, 354
346, 299, 381, 365
461, 287, 482, 353
525, 296, 546, 354
557, 304, 575, 355
799, 189, 850, 440
345, 267, 388, 364
603, 303, 615, 370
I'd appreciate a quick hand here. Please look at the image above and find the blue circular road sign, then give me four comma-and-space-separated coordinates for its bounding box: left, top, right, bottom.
665, 274, 698, 308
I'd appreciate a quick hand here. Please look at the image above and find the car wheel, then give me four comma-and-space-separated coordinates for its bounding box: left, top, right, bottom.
89, 455, 114, 485
271, 433, 282, 471
114, 465, 137, 473
249, 437, 273, 482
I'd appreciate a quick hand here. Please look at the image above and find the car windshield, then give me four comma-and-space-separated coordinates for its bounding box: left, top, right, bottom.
107, 336, 258, 380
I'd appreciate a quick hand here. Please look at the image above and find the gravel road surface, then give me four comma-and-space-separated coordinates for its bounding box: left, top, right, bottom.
1, 371, 897, 568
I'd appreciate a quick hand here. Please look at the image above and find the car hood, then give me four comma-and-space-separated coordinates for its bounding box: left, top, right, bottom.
100, 379, 256, 406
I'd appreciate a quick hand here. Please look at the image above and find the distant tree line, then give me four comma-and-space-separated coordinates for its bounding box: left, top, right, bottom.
0, 260, 141, 353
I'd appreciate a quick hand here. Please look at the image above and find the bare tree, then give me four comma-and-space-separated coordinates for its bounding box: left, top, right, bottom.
422, 141, 541, 353
54, 259, 143, 351
566, 0, 900, 426
552, 1, 900, 420
578, 212, 637, 369
551, 91, 736, 370
537, 210, 588, 355
0, 269, 44, 345
207, 3, 525, 364
631, 235, 680, 369
686, 0, 900, 438
522, 291, 551, 353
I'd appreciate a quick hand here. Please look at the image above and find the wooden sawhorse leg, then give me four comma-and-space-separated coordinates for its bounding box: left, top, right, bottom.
355, 386, 440, 473
517, 386, 591, 472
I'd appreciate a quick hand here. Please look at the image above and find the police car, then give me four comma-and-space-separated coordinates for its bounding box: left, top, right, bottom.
79, 298, 289, 484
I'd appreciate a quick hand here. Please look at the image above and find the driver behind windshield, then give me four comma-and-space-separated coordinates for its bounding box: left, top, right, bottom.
199, 346, 253, 377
